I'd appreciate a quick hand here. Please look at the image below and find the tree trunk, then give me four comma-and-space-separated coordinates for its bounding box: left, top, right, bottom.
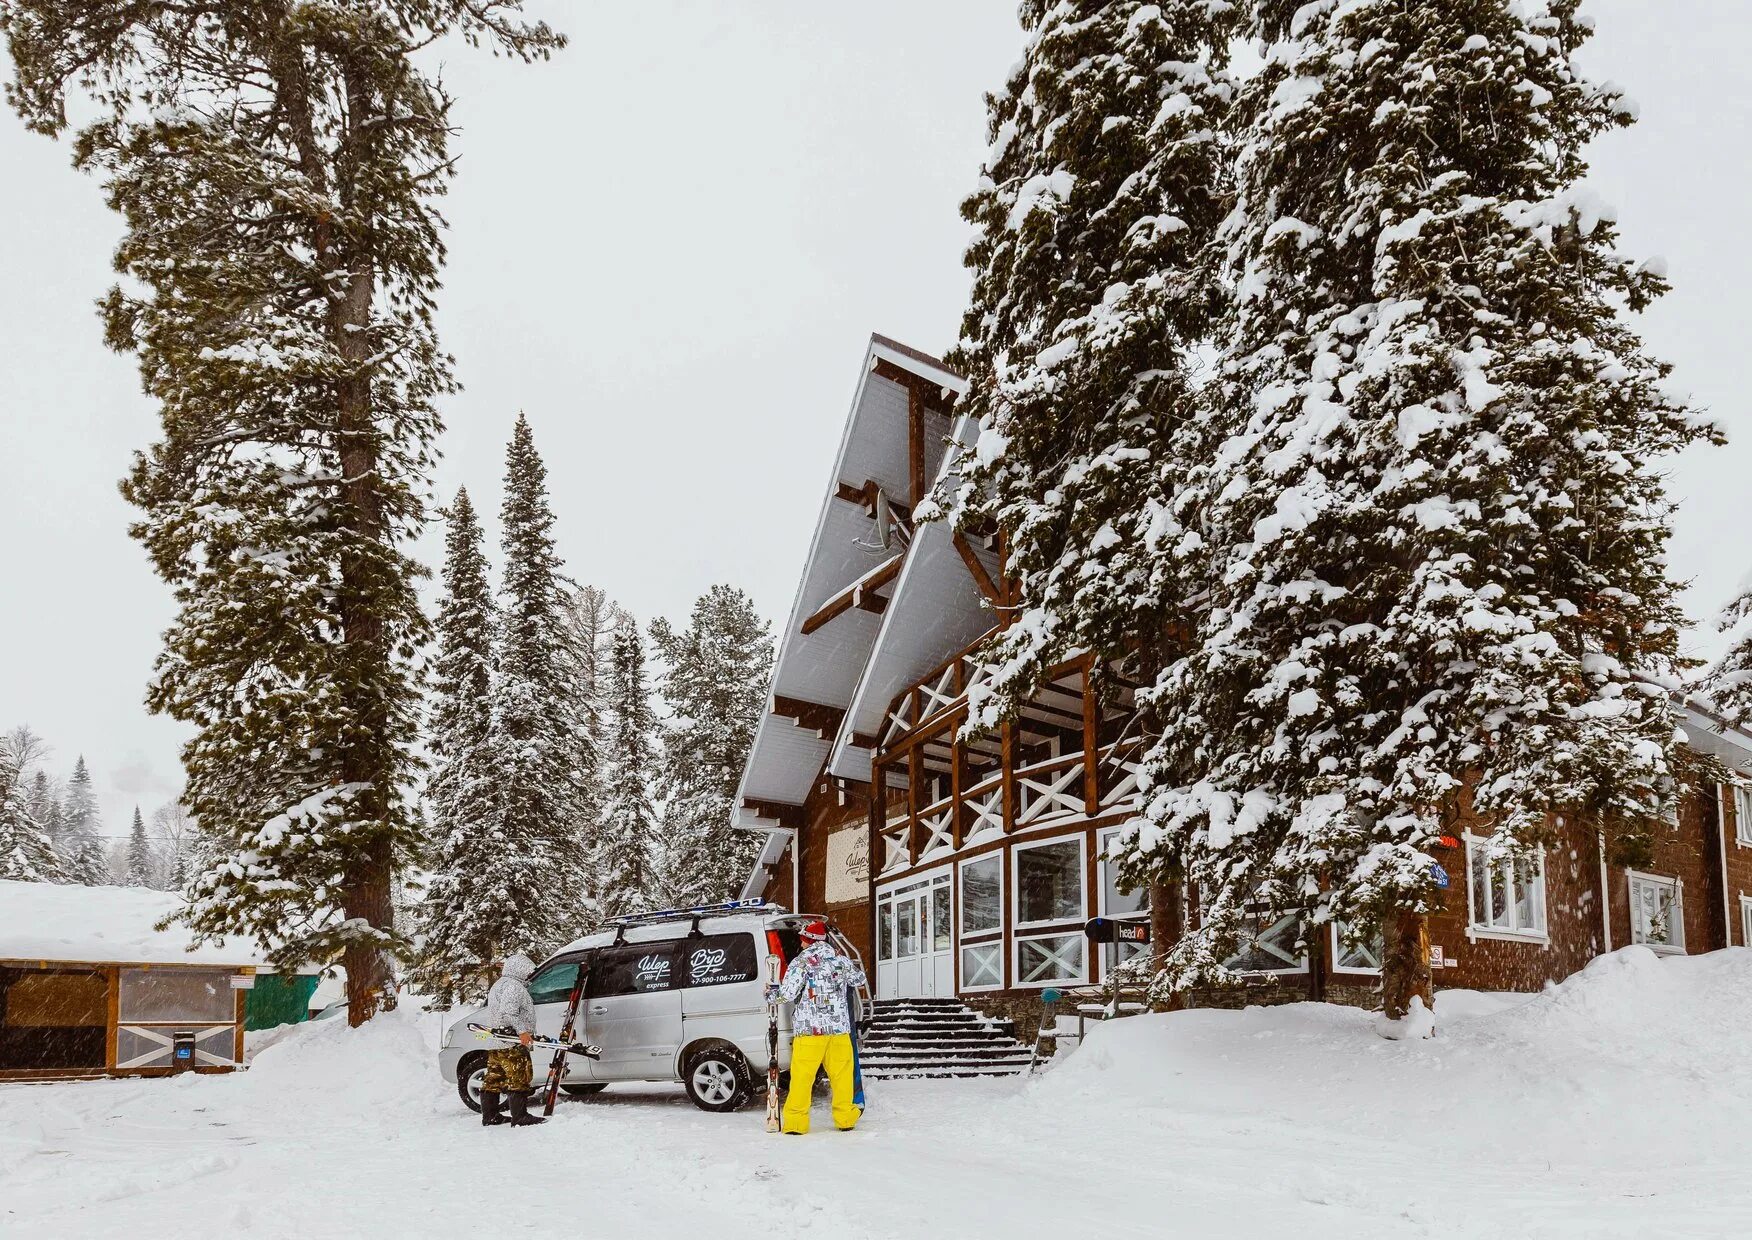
334, 60, 396, 1028
1149, 878, 1184, 1011
1379, 908, 1433, 1022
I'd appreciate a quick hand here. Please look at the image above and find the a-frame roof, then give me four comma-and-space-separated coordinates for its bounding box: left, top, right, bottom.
733, 335, 966, 827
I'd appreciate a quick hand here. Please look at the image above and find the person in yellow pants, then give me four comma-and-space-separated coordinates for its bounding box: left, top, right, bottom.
782, 1032, 860, 1134
771, 919, 866, 1134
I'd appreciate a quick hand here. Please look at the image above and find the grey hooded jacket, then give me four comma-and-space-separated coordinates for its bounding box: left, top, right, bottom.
485, 953, 537, 1036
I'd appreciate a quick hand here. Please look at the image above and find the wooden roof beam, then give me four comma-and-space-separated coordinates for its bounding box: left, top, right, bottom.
739, 798, 804, 830
953, 530, 1002, 603
771, 694, 845, 740
798, 553, 904, 636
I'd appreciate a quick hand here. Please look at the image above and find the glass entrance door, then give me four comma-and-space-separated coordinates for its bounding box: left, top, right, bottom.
875, 869, 954, 999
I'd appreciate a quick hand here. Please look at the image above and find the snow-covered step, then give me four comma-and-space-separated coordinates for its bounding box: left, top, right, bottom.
858, 997, 1033, 1079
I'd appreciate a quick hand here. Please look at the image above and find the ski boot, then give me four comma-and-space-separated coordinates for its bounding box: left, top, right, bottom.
480, 1090, 508, 1127
508, 1091, 547, 1126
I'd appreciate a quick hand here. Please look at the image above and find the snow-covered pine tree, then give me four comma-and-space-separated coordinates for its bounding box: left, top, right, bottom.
562, 584, 627, 758
60, 756, 110, 886
947, 0, 1236, 730
1149, 0, 1717, 1023
651, 586, 775, 906
597, 622, 660, 919
125, 807, 153, 887
409, 488, 519, 1005
491, 416, 596, 950
2, 3, 565, 1023
1704, 578, 1752, 726
150, 801, 202, 892
0, 728, 65, 883
26, 770, 63, 856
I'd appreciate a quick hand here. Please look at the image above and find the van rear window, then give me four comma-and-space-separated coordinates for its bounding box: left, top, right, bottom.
679, 934, 759, 988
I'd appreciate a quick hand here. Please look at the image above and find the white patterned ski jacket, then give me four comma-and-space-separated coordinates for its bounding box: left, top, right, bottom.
485, 953, 537, 1036
778, 941, 865, 1037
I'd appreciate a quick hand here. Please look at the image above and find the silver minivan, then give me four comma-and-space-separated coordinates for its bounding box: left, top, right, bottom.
437, 903, 863, 1113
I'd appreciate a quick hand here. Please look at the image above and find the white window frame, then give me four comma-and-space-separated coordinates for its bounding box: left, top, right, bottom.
1096, 826, 1150, 977
1010, 833, 1087, 931
1329, 920, 1383, 975
1012, 931, 1087, 989
1733, 783, 1752, 848
959, 941, 1005, 992
1740, 895, 1752, 949
1462, 833, 1549, 944
1221, 908, 1309, 976
1627, 870, 1685, 955
957, 851, 1005, 939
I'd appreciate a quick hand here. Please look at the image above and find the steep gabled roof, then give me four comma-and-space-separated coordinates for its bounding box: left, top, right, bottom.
733, 335, 965, 827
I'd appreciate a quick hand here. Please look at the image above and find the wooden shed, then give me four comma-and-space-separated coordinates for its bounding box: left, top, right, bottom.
0, 880, 268, 1081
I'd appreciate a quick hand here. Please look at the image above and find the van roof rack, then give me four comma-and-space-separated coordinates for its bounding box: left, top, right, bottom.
601, 898, 789, 933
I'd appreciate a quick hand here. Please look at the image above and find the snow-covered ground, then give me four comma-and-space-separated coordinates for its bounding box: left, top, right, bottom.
3, 946, 1749, 1239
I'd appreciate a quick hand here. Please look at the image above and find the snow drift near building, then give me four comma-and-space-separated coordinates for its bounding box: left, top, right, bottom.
1033, 945, 1752, 1182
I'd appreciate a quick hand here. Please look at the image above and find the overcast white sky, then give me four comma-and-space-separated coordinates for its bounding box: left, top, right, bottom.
1, 1, 1748, 837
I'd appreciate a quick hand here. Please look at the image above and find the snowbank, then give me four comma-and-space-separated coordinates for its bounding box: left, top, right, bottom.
1033, 946, 1752, 1177
0, 879, 264, 965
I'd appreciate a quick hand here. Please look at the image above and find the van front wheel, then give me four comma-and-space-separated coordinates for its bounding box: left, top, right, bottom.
683, 1047, 751, 1112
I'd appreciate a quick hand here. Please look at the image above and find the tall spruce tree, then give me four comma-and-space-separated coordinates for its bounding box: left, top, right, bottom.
0, 728, 64, 883
1705, 579, 1752, 727
60, 756, 110, 885
410, 488, 517, 1004
26, 770, 62, 855
651, 586, 774, 906
491, 416, 596, 949
1, 2, 565, 1022
597, 622, 659, 919
1144, 0, 1717, 1022
125, 807, 152, 887
947, 0, 1236, 730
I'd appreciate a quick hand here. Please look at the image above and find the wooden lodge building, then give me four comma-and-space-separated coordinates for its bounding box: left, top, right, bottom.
734, 333, 1752, 1034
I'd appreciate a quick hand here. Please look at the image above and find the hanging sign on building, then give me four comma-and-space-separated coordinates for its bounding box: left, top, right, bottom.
1083, 917, 1151, 944
824, 825, 870, 905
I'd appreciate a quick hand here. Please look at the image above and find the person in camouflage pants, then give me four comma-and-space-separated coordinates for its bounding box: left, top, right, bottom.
482, 1045, 533, 1094
480, 954, 544, 1127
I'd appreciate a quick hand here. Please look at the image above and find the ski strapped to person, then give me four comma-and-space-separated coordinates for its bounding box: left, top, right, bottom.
847, 980, 866, 1111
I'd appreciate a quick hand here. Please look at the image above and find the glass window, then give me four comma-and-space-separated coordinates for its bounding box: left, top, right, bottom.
960, 855, 1001, 936
1331, 922, 1383, 973
1017, 933, 1084, 986
679, 935, 759, 988
118, 968, 236, 1023
527, 959, 583, 1006
931, 885, 951, 952
897, 900, 919, 958
1465, 837, 1547, 937
878, 902, 895, 961
589, 944, 679, 998
1736, 785, 1752, 846
1741, 896, 1752, 948
1222, 911, 1306, 974
1016, 838, 1084, 926
1629, 873, 1684, 953
961, 943, 1002, 989
1098, 829, 1148, 918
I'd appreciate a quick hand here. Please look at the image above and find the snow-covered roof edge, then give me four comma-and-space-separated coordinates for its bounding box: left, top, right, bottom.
732, 334, 966, 831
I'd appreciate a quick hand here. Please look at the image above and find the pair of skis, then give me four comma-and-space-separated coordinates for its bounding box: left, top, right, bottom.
466, 1022, 601, 1062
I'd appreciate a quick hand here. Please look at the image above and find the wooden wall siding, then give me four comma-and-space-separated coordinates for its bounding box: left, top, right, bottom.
1720, 785, 1752, 945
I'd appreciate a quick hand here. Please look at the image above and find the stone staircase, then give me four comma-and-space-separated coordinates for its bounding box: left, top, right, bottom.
857, 997, 1033, 1079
